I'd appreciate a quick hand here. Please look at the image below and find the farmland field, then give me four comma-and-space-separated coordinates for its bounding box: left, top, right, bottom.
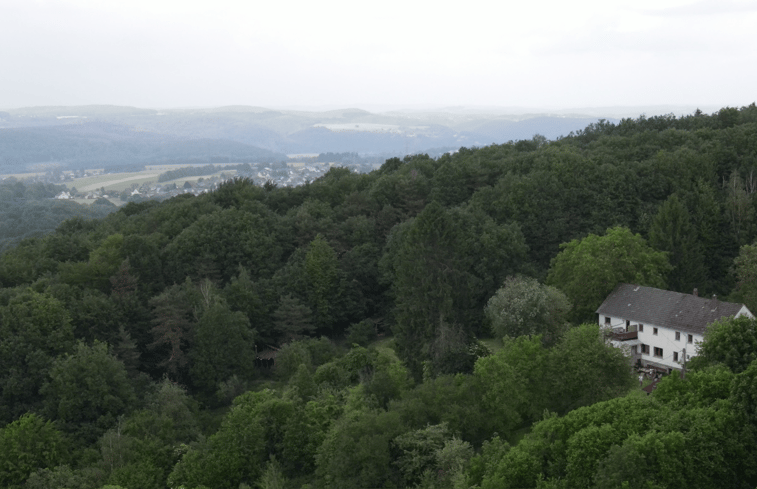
68, 169, 238, 193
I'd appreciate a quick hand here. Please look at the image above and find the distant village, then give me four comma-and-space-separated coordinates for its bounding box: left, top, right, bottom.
43, 158, 381, 204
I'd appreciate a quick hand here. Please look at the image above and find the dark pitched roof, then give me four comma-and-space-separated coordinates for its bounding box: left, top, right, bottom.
596, 283, 748, 335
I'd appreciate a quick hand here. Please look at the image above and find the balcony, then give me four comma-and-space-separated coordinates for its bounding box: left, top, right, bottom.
611, 330, 638, 341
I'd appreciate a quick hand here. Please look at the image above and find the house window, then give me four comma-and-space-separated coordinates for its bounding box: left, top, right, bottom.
605, 316, 611, 325
639, 324, 644, 332
641, 344, 649, 355
675, 331, 680, 341
674, 351, 679, 362
654, 347, 663, 358
688, 334, 693, 343
631, 345, 638, 354
653, 327, 658, 335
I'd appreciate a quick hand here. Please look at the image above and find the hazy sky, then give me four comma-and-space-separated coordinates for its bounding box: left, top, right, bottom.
2, 0, 756, 111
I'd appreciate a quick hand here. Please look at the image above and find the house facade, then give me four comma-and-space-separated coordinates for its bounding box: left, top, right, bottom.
596, 284, 753, 372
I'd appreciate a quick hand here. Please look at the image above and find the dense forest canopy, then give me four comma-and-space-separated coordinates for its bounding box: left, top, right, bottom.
1, 105, 757, 488
0, 179, 116, 253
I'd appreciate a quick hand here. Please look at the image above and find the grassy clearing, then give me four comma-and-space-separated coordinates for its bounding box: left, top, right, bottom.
66, 169, 237, 193
75, 173, 160, 192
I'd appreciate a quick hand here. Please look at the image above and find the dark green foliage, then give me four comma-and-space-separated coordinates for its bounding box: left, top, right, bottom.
383, 201, 528, 377
731, 241, 757, 313
272, 293, 314, 339
315, 410, 407, 489
648, 194, 707, 293
346, 319, 378, 346
0, 180, 115, 254
2, 106, 757, 487
189, 302, 256, 400
163, 207, 283, 283
41, 341, 136, 444
304, 234, 341, 332
148, 279, 199, 380
0, 290, 74, 424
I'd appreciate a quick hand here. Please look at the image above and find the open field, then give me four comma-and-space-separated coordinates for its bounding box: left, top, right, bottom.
0, 172, 46, 180
68, 169, 238, 193
77, 173, 160, 192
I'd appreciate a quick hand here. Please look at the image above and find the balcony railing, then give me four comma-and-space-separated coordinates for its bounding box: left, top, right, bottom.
611, 330, 638, 341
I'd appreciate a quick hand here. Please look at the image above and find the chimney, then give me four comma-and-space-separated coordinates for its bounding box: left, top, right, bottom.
693, 288, 698, 297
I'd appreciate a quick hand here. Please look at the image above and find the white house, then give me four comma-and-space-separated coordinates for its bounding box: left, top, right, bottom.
596, 284, 753, 372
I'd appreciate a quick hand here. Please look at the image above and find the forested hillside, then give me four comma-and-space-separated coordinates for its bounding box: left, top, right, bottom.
0, 180, 117, 253
2, 105, 757, 489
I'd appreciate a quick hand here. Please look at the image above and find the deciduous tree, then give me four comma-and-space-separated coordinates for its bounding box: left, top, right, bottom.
547, 226, 671, 322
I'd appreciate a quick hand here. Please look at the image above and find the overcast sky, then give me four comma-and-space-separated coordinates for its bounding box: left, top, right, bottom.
1, 0, 756, 111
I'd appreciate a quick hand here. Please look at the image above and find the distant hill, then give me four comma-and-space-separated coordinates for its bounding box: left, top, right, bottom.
0, 105, 618, 172
0, 120, 287, 172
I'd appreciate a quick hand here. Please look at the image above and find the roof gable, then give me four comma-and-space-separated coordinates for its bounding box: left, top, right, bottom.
596, 283, 748, 335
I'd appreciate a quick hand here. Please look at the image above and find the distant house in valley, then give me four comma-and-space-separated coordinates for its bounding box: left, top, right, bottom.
597, 284, 753, 373
55, 191, 72, 200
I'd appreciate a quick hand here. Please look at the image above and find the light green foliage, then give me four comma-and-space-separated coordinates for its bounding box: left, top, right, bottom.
168, 391, 273, 489
473, 368, 757, 489
91, 379, 199, 489
475, 325, 634, 422
41, 341, 136, 443
288, 363, 318, 401
653, 367, 734, 409
256, 456, 288, 489
548, 323, 636, 414
393, 423, 450, 486
485, 275, 571, 344
690, 315, 757, 373
593, 433, 678, 489
433, 436, 474, 489
0, 413, 67, 487
547, 226, 671, 322
0, 289, 74, 423
280, 392, 343, 476
477, 396, 666, 489
474, 335, 547, 428
363, 350, 412, 409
